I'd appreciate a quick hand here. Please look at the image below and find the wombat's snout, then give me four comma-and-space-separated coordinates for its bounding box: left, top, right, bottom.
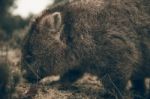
22, 54, 39, 82
22, 55, 41, 83
22, 70, 40, 83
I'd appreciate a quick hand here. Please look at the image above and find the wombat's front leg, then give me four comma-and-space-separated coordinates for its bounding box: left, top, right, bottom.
130, 72, 145, 99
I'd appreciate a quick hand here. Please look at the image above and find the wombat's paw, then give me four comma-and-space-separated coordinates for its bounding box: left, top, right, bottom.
39, 76, 60, 85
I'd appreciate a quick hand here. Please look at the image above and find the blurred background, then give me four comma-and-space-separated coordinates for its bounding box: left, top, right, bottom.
0, 0, 66, 48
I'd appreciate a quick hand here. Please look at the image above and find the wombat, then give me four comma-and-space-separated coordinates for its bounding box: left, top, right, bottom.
21, 0, 150, 98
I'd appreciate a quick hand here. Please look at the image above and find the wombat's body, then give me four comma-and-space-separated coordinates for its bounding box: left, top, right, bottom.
22, 0, 150, 98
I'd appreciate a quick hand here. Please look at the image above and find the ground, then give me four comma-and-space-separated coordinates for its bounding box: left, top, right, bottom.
0, 47, 149, 99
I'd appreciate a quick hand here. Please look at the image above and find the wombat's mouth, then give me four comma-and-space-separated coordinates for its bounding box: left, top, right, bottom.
22, 57, 42, 83
23, 70, 41, 83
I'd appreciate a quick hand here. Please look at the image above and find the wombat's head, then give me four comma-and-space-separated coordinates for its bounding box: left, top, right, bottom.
21, 12, 66, 82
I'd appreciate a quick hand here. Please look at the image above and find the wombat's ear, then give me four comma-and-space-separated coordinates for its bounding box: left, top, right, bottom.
51, 12, 62, 30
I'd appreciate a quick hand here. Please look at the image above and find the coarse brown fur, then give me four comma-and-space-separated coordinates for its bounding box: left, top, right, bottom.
22, 0, 150, 98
